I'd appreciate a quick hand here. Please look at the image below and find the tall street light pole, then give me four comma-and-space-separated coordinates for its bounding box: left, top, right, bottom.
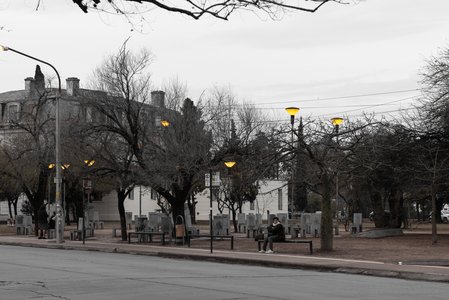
285, 107, 300, 214
1, 45, 64, 243
223, 160, 236, 248
208, 168, 214, 253
331, 117, 344, 220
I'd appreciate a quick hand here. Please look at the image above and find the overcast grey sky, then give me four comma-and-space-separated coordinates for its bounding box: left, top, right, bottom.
1, 0, 449, 122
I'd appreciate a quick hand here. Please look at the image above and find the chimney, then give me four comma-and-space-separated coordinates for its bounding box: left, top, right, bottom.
34, 65, 45, 92
151, 91, 165, 108
66, 77, 80, 96
24, 77, 35, 96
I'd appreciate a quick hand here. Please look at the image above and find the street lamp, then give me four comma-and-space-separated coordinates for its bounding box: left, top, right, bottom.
160, 120, 170, 127
84, 159, 95, 167
1, 44, 64, 243
81, 159, 95, 244
331, 117, 344, 133
218, 160, 236, 252
331, 117, 344, 220
285, 107, 300, 213
224, 161, 236, 168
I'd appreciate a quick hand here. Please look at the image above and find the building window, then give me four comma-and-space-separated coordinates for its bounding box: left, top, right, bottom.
155, 115, 161, 127
212, 189, 219, 202
150, 189, 157, 200
8, 104, 19, 122
128, 188, 134, 200
250, 201, 255, 210
85, 107, 93, 122
0, 103, 4, 122
278, 189, 283, 210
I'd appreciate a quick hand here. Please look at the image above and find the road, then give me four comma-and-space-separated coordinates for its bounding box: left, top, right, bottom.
0, 245, 447, 300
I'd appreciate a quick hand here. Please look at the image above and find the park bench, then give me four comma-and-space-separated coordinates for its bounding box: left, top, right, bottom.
128, 231, 166, 245
257, 239, 313, 254
187, 234, 234, 250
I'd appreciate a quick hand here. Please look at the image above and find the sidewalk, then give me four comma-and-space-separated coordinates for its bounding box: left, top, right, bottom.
1, 232, 449, 283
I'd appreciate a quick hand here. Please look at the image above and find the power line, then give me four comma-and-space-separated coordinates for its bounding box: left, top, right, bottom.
221, 95, 418, 119
231, 105, 418, 125
254, 95, 418, 111
252, 88, 420, 105
204, 88, 420, 110
316, 96, 418, 118
206, 89, 421, 125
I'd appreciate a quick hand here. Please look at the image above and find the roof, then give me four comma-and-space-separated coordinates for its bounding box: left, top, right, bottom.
0, 90, 28, 103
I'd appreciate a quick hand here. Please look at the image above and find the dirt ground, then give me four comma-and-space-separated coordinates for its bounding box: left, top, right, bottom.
2, 220, 449, 265
171, 222, 449, 265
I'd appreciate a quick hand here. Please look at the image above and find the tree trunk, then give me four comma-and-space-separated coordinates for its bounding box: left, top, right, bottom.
231, 208, 238, 233
320, 172, 333, 251
8, 199, 13, 218
117, 190, 128, 242
431, 183, 437, 244
33, 206, 39, 236
171, 200, 186, 239
389, 187, 403, 228
370, 187, 389, 228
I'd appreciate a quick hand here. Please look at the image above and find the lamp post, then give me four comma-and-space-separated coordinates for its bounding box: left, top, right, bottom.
331, 117, 344, 220
207, 168, 215, 253
221, 160, 236, 252
1, 44, 64, 243
285, 107, 300, 214
206, 160, 236, 254
48, 163, 70, 225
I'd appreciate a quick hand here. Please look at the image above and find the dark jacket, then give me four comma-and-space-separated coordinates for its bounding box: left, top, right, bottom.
37, 206, 49, 230
267, 222, 285, 241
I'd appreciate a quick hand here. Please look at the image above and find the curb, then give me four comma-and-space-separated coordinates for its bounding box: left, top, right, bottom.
1, 240, 449, 283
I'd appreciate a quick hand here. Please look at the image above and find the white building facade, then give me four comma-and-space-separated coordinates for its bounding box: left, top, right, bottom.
92, 180, 288, 222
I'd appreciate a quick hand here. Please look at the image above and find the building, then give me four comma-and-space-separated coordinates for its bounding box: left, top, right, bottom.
0, 66, 168, 141
0, 66, 169, 220
92, 180, 288, 222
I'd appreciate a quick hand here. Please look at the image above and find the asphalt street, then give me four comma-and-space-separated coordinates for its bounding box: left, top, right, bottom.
1, 245, 448, 300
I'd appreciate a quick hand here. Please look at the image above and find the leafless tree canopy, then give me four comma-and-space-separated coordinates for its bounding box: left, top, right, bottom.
70, 0, 344, 20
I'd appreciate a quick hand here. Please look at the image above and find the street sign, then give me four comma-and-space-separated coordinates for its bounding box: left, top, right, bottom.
82, 178, 92, 190
205, 172, 220, 187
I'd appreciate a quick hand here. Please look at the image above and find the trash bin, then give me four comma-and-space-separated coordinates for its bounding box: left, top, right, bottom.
175, 215, 185, 245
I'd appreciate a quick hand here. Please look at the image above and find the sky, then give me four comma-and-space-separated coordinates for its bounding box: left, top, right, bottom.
1, 0, 449, 123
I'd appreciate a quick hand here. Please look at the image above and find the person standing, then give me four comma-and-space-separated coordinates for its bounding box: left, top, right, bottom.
260, 216, 285, 253
48, 211, 56, 230
37, 204, 49, 239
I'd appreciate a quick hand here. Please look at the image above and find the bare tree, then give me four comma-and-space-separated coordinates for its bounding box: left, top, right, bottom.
87, 133, 141, 241
69, 0, 343, 20
0, 156, 22, 218
348, 121, 415, 228
87, 42, 214, 229
411, 45, 449, 243
202, 87, 281, 230
149, 98, 213, 225
84, 42, 154, 238
292, 117, 374, 251
0, 71, 54, 235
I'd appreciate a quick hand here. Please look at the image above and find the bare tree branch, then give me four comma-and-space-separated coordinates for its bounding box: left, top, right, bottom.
70, 0, 343, 20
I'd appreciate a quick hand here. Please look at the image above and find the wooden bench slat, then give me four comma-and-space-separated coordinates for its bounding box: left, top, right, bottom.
257, 240, 313, 254
128, 232, 166, 245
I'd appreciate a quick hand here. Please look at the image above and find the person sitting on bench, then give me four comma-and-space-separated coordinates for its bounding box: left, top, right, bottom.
260, 217, 285, 254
